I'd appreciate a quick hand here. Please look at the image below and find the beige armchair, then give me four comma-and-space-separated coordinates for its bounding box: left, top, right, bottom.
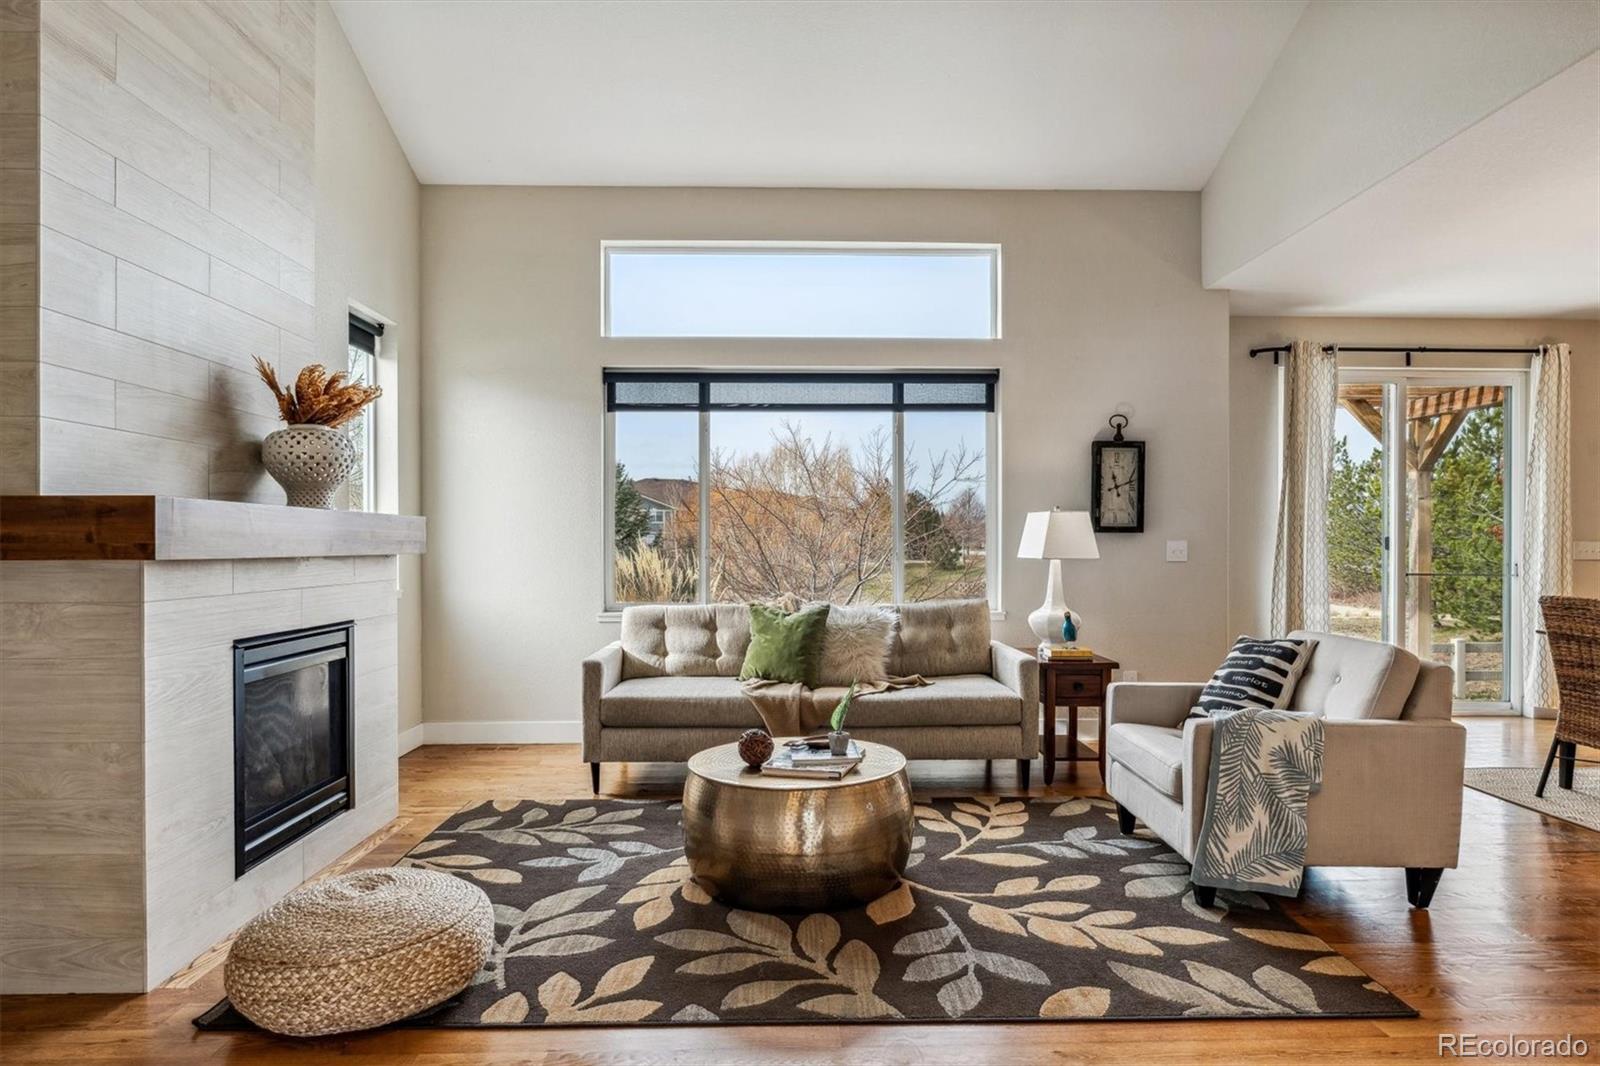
1104, 631, 1466, 909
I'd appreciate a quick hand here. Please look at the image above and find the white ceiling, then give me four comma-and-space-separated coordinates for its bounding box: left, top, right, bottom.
1222, 52, 1600, 319
331, 0, 1306, 189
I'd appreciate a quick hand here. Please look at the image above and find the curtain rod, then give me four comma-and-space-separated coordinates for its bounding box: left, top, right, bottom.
1248, 344, 1544, 366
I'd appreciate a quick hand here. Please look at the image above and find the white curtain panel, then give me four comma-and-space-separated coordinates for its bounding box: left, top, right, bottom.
1521, 342, 1573, 714
1271, 340, 1338, 636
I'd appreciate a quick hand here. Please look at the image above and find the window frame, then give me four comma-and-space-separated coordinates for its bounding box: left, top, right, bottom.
600, 241, 1003, 340
601, 369, 1001, 615
347, 313, 383, 514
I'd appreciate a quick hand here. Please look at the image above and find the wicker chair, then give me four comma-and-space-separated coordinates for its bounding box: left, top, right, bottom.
1536, 596, 1600, 797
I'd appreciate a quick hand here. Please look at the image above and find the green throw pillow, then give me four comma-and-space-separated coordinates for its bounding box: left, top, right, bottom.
739, 602, 831, 687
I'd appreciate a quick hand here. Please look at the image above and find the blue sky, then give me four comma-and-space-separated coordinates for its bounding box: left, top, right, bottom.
607, 251, 994, 339
1336, 406, 1381, 464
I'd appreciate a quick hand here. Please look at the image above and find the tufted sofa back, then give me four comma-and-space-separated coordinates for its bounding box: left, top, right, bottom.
1286, 629, 1427, 720
890, 600, 993, 677
617, 599, 992, 680
619, 605, 752, 679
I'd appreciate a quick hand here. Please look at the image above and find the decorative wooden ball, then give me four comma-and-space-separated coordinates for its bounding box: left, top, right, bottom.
737, 729, 774, 768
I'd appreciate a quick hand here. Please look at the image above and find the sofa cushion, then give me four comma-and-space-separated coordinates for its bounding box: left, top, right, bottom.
892, 600, 991, 677
619, 605, 751, 679
1287, 629, 1420, 720
1192, 636, 1316, 717
601, 674, 1021, 731
599, 676, 759, 728
811, 675, 1021, 728
816, 604, 897, 687
1108, 723, 1184, 799
739, 602, 831, 686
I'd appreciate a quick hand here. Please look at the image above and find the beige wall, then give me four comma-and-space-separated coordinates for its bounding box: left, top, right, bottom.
420, 187, 1232, 734
1228, 316, 1600, 641
314, 1, 423, 734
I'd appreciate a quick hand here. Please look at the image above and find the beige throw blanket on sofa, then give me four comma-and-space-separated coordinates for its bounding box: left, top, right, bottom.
741, 676, 929, 737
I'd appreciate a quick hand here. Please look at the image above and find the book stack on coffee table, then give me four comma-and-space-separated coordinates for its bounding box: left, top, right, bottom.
762, 739, 866, 780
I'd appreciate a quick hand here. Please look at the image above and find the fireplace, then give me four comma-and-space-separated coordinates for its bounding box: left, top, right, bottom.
233, 622, 355, 876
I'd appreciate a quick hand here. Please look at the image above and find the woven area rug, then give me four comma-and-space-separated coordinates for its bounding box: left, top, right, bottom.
198, 797, 1413, 1029
1465, 767, 1600, 832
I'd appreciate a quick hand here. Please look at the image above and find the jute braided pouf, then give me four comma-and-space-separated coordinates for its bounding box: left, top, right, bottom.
224, 867, 494, 1037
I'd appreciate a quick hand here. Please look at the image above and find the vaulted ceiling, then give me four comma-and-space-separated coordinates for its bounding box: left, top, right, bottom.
332, 0, 1599, 319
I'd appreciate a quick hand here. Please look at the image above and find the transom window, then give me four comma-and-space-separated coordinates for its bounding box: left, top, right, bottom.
603, 243, 1000, 339
605, 370, 998, 610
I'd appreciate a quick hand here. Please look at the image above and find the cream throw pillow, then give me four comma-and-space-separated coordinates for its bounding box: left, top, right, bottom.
816, 605, 897, 687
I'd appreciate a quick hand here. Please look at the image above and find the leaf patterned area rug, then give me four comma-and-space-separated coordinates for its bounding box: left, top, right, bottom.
196, 797, 1415, 1030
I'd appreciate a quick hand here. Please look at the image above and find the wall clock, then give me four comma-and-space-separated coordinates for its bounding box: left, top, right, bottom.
1091, 414, 1145, 533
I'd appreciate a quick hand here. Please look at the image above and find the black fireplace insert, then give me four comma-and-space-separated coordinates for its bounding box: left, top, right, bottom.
233, 621, 354, 876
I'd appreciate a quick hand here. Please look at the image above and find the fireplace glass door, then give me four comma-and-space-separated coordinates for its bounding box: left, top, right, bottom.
234, 622, 354, 874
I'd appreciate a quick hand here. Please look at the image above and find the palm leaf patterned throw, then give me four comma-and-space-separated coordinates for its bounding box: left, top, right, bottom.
1192, 709, 1324, 896
1192, 637, 1315, 717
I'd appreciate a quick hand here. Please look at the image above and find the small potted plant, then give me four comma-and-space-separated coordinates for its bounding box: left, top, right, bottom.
254, 357, 382, 509
829, 681, 857, 756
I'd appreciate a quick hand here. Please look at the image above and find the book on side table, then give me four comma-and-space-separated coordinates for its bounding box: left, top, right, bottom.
1038, 643, 1096, 661
763, 740, 865, 779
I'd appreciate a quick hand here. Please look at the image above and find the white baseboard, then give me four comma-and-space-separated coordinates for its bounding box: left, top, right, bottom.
398, 723, 426, 756
416, 719, 583, 745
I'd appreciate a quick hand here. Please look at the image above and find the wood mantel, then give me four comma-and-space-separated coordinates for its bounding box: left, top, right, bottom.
0, 496, 427, 561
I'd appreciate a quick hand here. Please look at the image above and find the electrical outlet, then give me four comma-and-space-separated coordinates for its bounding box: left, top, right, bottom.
1166, 540, 1188, 562
1118, 670, 1139, 683
1576, 541, 1600, 561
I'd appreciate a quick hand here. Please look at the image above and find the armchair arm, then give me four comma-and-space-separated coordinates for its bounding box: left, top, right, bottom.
1105, 682, 1202, 731
581, 641, 624, 761
991, 641, 1040, 756
1305, 719, 1466, 868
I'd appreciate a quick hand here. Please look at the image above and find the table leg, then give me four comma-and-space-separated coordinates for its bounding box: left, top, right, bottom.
1097, 700, 1107, 784
1042, 670, 1057, 786
1066, 700, 1079, 762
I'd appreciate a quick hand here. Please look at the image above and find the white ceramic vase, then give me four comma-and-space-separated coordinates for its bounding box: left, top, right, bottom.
261, 424, 354, 509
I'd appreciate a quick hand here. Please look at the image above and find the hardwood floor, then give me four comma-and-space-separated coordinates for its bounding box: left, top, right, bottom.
3, 717, 1597, 1065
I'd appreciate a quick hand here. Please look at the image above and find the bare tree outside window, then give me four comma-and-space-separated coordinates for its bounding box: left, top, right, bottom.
612, 409, 990, 607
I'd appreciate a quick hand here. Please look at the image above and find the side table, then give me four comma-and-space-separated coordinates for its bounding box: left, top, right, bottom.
1036, 653, 1120, 786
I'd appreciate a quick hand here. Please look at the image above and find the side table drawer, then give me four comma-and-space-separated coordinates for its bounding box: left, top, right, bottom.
1052, 673, 1104, 702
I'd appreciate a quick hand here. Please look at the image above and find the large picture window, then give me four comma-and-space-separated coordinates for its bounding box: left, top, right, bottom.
605, 371, 997, 610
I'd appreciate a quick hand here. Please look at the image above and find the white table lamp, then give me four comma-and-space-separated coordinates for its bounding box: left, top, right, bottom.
1017, 508, 1099, 648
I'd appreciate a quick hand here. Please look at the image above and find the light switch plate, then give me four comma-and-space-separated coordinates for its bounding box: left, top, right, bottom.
1576, 541, 1600, 561
1166, 540, 1188, 562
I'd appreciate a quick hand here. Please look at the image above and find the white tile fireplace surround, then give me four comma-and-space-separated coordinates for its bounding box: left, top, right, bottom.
0, 496, 426, 993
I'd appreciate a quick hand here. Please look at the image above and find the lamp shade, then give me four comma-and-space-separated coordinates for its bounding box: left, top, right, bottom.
1017, 509, 1099, 560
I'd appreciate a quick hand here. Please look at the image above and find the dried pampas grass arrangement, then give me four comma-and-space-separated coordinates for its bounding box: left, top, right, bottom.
254, 356, 381, 429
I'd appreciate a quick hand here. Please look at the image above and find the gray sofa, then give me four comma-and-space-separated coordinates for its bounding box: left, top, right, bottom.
582, 600, 1039, 793
1105, 629, 1467, 909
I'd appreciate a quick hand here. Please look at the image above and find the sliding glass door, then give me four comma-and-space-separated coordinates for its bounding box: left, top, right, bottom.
1330, 371, 1521, 712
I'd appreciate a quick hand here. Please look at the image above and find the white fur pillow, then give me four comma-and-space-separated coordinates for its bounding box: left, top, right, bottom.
816, 605, 897, 687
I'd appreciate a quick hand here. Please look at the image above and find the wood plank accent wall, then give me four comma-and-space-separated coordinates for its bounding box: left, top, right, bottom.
33, 0, 315, 502
0, 559, 146, 992
0, 1, 40, 494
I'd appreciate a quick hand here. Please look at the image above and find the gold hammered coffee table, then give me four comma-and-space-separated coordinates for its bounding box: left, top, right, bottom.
682, 740, 914, 912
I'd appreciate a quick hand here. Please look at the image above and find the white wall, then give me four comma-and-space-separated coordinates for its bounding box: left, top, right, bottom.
420, 187, 1232, 735
315, 2, 423, 733
1228, 316, 1600, 641
1203, 0, 1600, 288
